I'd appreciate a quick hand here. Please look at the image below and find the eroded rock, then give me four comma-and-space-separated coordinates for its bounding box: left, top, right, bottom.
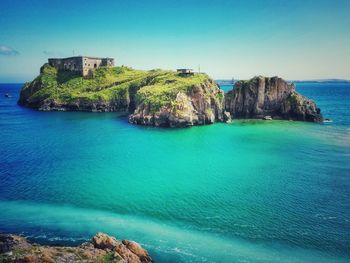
129, 79, 225, 127
122, 240, 152, 263
225, 76, 322, 122
92, 232, 121, 250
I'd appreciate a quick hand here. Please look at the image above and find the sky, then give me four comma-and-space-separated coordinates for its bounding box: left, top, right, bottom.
0, 0, 349, 82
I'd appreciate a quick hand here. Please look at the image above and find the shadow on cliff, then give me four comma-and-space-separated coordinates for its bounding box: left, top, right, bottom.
57, 70, 82, 84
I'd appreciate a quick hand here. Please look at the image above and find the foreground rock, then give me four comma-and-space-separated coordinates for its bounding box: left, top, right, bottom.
0, 232, 153, 263
225, 76, 323, 122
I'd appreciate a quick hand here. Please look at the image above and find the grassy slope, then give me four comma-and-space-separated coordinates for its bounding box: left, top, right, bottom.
23, 65, 210, 111
136, 70, 208, 112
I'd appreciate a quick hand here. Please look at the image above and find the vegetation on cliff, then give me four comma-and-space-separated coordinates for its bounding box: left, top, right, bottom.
18, 64, 213, 113
136, 72, 210, 113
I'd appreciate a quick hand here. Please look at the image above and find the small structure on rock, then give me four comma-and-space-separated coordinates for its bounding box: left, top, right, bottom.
48, 56, 114, 77
177, 68, 194, 76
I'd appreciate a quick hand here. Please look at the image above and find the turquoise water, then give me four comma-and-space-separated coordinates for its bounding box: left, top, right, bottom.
0, 83, 350, 262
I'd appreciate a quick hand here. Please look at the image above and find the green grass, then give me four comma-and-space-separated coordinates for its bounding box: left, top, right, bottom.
136, 72, 209, 112
25, 65, 148, 103
102, 253, 115, 263
22, 64, 213, 112
286, 92, 299, 105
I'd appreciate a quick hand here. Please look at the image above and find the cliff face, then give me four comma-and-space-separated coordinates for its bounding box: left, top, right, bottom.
0, 232, 152, 263
225, 76, 323, 122
129, 79, 225, 127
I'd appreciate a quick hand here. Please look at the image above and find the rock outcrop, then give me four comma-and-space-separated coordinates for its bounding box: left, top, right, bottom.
225, 76, 323, 122
0, 232, 153, 263
129, 79, 226, 127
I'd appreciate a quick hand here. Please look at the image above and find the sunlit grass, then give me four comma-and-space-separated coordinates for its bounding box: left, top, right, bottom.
23, 64, 212, 110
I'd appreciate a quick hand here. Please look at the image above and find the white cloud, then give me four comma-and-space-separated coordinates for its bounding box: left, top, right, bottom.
0, 45, 20, 56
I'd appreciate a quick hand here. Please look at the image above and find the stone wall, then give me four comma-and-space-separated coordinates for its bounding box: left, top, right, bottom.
48, 56, 115, 77
48, 57, 83, 73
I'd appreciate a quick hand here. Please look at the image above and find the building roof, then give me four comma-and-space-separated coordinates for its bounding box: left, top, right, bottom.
48, 56, 114, 60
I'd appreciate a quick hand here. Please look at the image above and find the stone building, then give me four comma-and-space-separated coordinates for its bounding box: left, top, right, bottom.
48, 56, 114, 77
177, 68, 194, 76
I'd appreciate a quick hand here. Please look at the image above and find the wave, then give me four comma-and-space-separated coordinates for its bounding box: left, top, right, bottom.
0, 200, 348, 263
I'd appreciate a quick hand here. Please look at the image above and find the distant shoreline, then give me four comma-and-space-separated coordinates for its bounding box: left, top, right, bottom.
1, 79, 350, 85
216, 79, 350, 84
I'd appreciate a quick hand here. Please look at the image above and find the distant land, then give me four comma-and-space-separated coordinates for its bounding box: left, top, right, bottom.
293, 79, 350, 83
0, 79, 349, 85
216, 79, 350, 85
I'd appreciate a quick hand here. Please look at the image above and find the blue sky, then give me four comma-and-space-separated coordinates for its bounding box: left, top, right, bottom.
0, 0, 349, 82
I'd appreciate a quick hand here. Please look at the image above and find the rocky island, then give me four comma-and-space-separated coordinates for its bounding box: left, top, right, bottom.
226, 76, 323, 122
0, 232, 152, 263
18, 60, 323, 127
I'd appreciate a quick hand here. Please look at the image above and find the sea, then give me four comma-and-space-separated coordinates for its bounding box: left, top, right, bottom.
0, 82, 349, 262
